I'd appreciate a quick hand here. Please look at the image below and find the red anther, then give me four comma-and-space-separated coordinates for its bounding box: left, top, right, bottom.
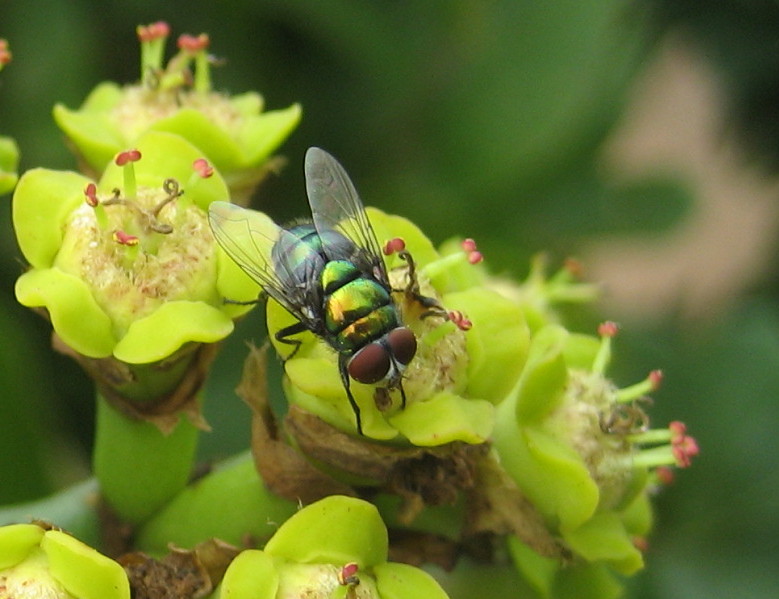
84, 183, 99, 207
598, 321, 619, 338
448, 310, 472, 331
655, 466, 675, 485
649, 369, 664, 390
564, 257, 583, 278
137, 21, 170, 42
382, 237, 406, 256
115, 149, 142, 166
672, 434, 699, 468
461, 238, 478, 252
668, 421, 687, 438
0, 39, 10, 66
112, 230, 140, 246
468, 250, 484, 265
177, 33, 210, 53
338, 562, 359, 586
193, 158, 214, 178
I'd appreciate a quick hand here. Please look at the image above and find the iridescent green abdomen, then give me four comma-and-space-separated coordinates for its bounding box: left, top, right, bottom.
321, 260, 398, 353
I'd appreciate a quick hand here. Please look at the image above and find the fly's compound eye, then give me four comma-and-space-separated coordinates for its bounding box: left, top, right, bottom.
348, 342, 391, 384
387, 327, 417, 366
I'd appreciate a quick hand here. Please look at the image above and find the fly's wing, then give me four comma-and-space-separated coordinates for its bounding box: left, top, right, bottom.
304, 147, 389, 284
208, 201, 314, 324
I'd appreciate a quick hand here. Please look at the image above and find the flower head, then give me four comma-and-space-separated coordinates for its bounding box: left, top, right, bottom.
52, 23, 300, 203
13, 131, 259, 406
266, 208, 529, 445
0, 523, 130, 599
486, 320, 697, 593
217, 495, 450, 599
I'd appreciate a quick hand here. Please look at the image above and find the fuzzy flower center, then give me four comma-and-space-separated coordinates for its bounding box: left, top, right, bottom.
388, 266, 469, 404
55, 186, 217, 338
111, 86, 245, 143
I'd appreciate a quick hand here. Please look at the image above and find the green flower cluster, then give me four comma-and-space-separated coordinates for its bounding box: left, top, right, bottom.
10, 22, 300, 525
261, 209, 698, 598
0, 523, 130, 599
217, 496, 449, 599
53, 22, 300, 203
268, 208, 529, 444
14, 131, 258, 366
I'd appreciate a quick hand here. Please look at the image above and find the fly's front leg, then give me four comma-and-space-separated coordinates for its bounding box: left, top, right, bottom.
339, 353, 363, 435
395, 250, 448, 320
338, 354, 364, 435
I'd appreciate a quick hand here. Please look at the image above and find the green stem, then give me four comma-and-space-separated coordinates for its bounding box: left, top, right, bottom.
134, 451, 297, 555
92, 394, 200, 525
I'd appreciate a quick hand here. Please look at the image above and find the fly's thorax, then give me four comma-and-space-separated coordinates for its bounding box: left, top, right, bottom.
271, 223, 324, 285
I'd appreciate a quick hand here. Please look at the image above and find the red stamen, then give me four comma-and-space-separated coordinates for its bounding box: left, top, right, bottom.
468, 250, 484, 265
598, 321, 619, 338
177, 33, 210, 53
448, 310, 473, 331
461, 238, 478, 252
668, 421, 687, 437
115, 149, 142, 166
84, 183, 99, 207
193, 158, 214, 178
112, 230, 139, 246
338, 562, 359, 586
649, 369, 664, 390
382, 237, 406, 256
137, 21, 170, 42
671, 434, 699, 468
0, 39, 11, 66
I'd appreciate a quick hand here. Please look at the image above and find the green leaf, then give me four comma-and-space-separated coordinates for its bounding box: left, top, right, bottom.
14, 269, 116, 358
563, 512, 644, 575
0, 524, 44, 569
374, 562, 450, 599
113, 301, 233, 364
389, 391, 494, 445
217, 550, 279, 599
444, 287, 529, 404
264, 496, 388, 568
42, 530, 130, 599
12, 169, 91, 269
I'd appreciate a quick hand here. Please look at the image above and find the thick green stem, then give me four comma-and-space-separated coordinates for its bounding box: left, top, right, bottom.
92, 395, 199, 525
134, 451, 297, 554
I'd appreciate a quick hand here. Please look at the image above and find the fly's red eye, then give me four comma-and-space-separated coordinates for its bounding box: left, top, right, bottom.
348, 343, 391, 384
387, 327, 417, 366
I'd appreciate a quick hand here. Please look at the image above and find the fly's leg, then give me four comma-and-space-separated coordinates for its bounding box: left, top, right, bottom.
223, 297, 262, 306
339, 353, 363, 435
223, 289, 267, 307
395, 250, 449, 320
274, 320, 308, 359
398, 378, 407, 410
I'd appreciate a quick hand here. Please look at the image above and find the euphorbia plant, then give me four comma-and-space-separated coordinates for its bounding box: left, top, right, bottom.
1, 20, 698, 599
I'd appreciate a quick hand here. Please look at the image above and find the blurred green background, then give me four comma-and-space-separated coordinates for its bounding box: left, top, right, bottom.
1, 1, 777, 598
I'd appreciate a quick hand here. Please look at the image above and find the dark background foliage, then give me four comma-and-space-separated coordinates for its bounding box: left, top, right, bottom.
1, 2, 777, 597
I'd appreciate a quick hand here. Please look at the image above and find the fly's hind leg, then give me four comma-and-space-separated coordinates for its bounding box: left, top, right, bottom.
274, 320, 308, 359
338, 353, 363, 435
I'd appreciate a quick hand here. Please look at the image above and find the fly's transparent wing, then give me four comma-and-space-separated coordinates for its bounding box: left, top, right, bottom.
208, 201, 311, 320
304, 147, 388, 282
